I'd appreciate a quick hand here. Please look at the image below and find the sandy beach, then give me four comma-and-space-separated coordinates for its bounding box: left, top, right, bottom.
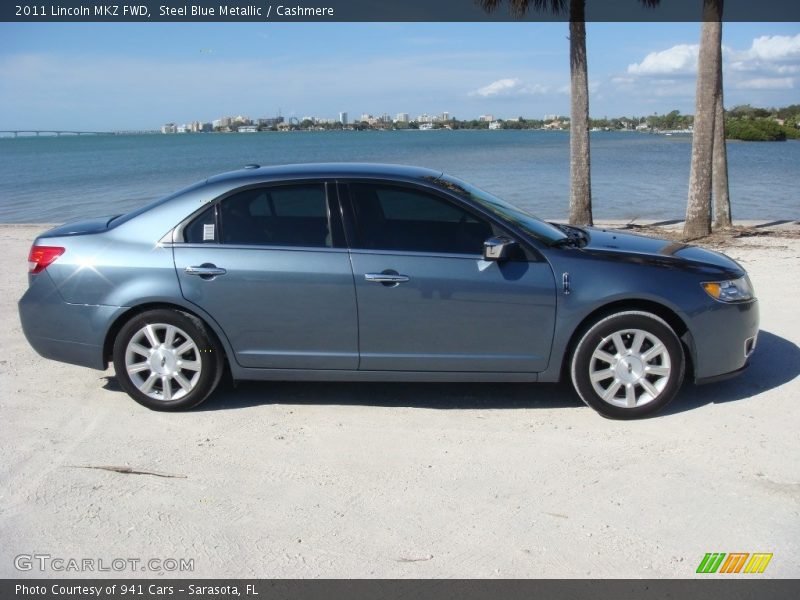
1, 222, 798, 578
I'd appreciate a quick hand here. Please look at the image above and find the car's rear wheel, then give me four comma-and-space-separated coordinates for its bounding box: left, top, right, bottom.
570, 311, 685, 419
112, 309, 223, 411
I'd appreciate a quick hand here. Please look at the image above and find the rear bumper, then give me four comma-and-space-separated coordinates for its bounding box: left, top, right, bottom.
21, 333, 107, 370
18, 272, 125, 370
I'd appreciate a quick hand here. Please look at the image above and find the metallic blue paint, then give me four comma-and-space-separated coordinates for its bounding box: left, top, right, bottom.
173, 245, 359, 370
349, 251, 556, 372
18, 163, 759, 391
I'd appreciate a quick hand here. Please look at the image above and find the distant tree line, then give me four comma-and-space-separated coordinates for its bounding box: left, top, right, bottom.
723, 104, 800, 141
212, 105, 799, 141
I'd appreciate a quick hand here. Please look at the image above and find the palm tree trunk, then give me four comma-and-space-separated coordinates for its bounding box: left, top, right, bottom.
683, 0, 723, 240
568, 0, 593, 226
713, 63, 732, 229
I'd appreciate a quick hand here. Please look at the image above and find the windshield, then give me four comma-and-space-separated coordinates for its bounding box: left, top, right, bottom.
432, 174, 568, 245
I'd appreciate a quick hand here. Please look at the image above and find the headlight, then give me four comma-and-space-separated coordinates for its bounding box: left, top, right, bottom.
701, 276, 754, 302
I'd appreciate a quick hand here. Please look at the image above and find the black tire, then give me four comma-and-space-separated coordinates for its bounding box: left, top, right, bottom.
112, 309, 224, 411
570, 311, 685, 419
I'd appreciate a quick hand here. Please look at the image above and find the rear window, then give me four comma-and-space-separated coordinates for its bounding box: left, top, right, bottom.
111, 180, 208, 228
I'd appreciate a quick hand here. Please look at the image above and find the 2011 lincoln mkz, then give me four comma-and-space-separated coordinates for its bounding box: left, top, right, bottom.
18, 164, 759, 418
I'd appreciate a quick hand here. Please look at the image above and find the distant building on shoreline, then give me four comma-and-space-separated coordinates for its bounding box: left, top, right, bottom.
161, 121, 211, 134
258, 116, 284, 128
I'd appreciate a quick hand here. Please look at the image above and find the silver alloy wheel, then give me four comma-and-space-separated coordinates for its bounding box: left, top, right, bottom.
588, 328, 671, 408
124, 323, 202, 401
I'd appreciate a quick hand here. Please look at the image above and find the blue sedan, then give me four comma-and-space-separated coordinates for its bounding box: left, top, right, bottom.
18, 164, 758, 418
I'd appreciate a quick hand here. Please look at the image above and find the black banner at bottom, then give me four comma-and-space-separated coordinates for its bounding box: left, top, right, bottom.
3, 579, 800, 600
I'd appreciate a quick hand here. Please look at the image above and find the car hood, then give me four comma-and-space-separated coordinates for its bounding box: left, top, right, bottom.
580, 227, 745, 276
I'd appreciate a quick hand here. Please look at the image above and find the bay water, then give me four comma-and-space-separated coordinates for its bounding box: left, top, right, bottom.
0, 129, 797, 223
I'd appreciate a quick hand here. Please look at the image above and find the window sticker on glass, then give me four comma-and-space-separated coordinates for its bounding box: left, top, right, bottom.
203, 223, 215, 241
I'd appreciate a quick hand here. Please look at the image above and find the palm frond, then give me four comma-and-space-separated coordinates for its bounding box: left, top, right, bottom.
478, 0, 569, 19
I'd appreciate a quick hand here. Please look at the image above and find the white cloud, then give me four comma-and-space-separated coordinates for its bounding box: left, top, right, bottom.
627, 44, 699, 76
468, 78, 564, 98
747, 33, 800, 62
556, 84, 571, 95
620, 33, 800, 101
729, 33, 800, 73
733, 77, 795, 90
626, 35, 800, 81
469, 78, 522, 97
520, 82, 552, 95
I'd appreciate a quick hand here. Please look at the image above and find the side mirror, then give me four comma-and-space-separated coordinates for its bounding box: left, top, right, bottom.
483, 236, 518, 262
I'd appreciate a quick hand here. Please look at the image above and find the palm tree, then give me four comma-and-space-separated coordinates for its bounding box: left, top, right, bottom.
684, 0, 724, 239
480, 1, 660, 227
566, 0, 592, 225
713, 66, 732, 229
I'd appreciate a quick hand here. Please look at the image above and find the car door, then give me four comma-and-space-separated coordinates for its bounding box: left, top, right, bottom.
341, 181, 557, 373
173, 181, 358, 370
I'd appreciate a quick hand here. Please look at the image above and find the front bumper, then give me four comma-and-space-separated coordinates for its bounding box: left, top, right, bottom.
695, 362, 750, 385
689, 298, 759, 383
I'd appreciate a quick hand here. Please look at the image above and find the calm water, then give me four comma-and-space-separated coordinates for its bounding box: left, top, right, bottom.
0, 130, 797, 223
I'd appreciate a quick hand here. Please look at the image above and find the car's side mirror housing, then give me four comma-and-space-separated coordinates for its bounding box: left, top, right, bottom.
483, 236, 518, 262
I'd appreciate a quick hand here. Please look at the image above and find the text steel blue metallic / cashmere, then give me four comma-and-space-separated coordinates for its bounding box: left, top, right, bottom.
18, 164, 759, 418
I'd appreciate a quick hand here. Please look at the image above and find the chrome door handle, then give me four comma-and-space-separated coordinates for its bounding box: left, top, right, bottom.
185, 265, 227, 277
364, 273, 410, 284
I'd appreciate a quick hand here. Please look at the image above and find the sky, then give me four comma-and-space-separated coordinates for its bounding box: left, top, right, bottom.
0, 21, 798, 130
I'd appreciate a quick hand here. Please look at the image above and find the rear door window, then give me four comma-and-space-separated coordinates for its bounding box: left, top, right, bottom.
183, 205, 217, 243
215, 184, 332, 248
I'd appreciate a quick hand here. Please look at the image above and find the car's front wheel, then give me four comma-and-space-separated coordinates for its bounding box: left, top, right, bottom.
570, 311, 685, 419
112, 309, 223, 411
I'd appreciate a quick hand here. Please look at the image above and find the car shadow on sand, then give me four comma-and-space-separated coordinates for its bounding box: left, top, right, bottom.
201, 380, 581, 412
102, 330, 798, 416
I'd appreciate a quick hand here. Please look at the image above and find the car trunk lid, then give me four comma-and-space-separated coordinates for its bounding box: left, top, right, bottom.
37, 215, 120, 238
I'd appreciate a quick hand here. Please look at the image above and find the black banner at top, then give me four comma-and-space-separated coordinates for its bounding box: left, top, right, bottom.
3, 0, 800, 22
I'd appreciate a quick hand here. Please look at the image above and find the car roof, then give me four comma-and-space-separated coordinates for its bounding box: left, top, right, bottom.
206, 162, 443, 185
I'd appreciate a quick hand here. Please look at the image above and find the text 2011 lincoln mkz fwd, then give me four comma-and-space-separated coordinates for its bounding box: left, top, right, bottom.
18, 164, 758, 418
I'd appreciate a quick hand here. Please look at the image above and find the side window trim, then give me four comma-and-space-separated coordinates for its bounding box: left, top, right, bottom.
212, 201, 221, 243
336, 181, 359, 251
325, 181, 347, 249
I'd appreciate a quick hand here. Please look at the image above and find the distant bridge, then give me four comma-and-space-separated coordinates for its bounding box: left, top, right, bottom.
0, 130, 158, 137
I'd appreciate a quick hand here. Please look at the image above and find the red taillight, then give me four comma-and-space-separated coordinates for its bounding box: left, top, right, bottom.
28, 246, 65, 274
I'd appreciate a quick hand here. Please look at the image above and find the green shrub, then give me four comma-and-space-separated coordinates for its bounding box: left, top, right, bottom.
725, 117, 787, 141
